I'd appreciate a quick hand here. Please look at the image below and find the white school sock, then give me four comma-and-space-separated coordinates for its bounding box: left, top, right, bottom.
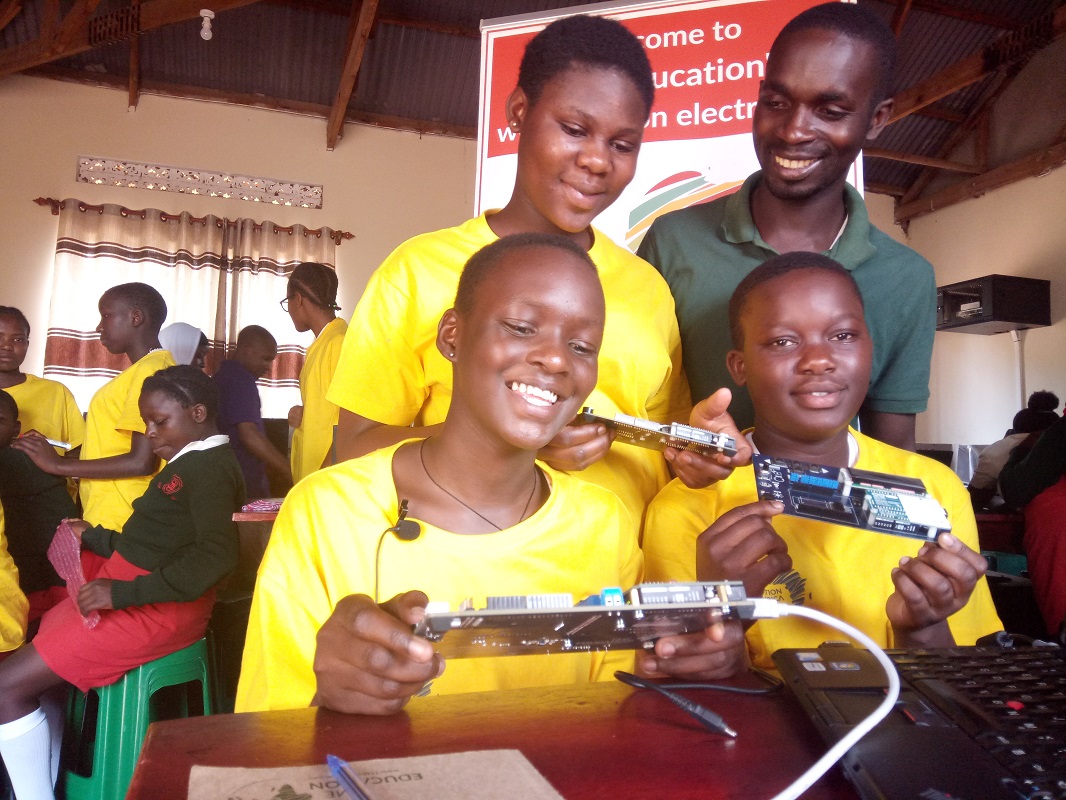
0, 707, 55, 800
37, 691, 65, 787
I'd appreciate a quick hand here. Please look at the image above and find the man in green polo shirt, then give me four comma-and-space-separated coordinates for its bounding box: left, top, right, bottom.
637, 2, 934, 452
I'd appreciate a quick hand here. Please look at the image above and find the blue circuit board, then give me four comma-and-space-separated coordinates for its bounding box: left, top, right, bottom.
753, 454, 951, 540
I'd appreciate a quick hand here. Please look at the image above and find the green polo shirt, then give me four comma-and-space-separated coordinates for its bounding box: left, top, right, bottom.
637, 171, 935, 429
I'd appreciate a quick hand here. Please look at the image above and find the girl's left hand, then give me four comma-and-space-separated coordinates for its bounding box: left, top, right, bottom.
78, 579, 114, 614
64, 519, 90, 541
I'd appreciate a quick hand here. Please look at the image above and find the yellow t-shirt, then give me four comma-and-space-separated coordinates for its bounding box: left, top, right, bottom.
0, 502, 29, 653
290, 317, 347, 484
79, 349, 175, 531
236, 441, 644, 712
643, 430, 1002, 669
325, 214, 691, 524
6, 374, 86, 450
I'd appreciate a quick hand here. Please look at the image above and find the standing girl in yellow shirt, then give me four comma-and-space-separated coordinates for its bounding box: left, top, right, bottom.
282, 262, 347, 483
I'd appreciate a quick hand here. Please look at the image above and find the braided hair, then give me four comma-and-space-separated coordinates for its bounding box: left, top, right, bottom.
288, 262, 340, 311
141, 364, 219, 421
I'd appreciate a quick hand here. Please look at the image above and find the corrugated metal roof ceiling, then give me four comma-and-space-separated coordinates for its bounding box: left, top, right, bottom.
3, 0, 1063, 206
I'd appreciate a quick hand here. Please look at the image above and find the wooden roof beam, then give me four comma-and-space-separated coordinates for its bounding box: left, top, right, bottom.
0, 1, 22, 33
900, 65, 1024, 205
53, 0, 104, 54
864, 182, 906, 198
325, 0, 379, 150
891, 0, 913, 36
895, 139, 1066, 223
0, 0, 262, 78
377, 13, 479, 39
884, 0, 1018, 31
264, 1, 479, 36
889, 4, 1066, 124
864, 148, 982, 174
128, 23, 140, 110
915, 105, 966, 124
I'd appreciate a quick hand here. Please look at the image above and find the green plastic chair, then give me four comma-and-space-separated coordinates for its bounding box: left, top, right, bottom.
62, 638, 213, 800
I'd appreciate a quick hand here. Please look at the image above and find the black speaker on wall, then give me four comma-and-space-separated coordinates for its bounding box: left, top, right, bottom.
936, 274, 1051, 335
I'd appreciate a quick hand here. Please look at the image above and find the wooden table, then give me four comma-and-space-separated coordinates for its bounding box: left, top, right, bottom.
129, 678, 857, 799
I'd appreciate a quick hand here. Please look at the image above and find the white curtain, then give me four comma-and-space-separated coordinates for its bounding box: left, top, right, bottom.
42, 199, 342, 417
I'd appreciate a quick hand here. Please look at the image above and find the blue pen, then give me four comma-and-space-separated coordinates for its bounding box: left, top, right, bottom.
326, 753, 374, 800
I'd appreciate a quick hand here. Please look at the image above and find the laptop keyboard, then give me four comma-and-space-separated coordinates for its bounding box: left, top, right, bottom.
889, 647, 1066, 798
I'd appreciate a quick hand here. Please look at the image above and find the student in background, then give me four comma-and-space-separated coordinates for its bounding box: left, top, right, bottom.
969, 390, 1060, 510
999, 415, 1066, 639
237, 235, 742, 714
643, 253, 1000, 674
282, 262, 347, 483
0, 365, 244, 800
0, 390, 77, 620
12, 284, 174, 533
160, 322, 210, 370
213, 325, 291, 499
326, 15, 744, 527
0, 306, 84, 458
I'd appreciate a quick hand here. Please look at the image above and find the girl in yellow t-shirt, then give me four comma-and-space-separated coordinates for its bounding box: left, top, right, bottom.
0, 306, 85, 457
281, 262, 347, 484
11, 284, 174, 532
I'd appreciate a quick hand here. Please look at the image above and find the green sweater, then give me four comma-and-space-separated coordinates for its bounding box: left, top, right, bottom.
81, 442, 246, 610
0, 446, 78, 593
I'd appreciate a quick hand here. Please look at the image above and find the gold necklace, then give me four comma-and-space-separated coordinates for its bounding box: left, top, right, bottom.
418, 439, 539, 531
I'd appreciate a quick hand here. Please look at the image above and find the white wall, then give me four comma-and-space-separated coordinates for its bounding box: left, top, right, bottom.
0, 75, 476, 375
866, 173, 1066, 445
908, 167, 1066, 445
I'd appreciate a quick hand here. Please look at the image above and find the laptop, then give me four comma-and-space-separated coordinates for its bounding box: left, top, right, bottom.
773, 642, 1066, 800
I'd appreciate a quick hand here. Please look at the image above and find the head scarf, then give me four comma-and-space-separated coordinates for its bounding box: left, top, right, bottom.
159, 322, 205, 366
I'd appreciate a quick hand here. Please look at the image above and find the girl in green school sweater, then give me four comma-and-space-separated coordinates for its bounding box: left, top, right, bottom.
0, 365, 245, 800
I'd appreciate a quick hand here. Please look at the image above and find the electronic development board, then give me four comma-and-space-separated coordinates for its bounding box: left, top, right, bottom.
577, 408, 737, 458
753, 454, 951, 540
413, 582, 756, 658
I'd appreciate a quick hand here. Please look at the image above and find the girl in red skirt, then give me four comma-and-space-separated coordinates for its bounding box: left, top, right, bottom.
0, 365, 245, 800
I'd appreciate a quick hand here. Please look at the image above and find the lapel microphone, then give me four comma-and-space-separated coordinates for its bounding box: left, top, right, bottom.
388, 498, 422, 541
375, 499, 421, 602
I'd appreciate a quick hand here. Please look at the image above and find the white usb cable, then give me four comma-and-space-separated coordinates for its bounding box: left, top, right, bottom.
747, 599, 902, 800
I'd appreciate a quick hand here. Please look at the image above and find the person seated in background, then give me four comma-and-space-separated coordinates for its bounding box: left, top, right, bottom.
12, 283, 174, 534
643, 252, 1001, 673
0, 306, 84, 459
0, 390, 77, 623
999, 415, 1066, 640
0, 365, 244, 800
281, 262, 347, 483
212, 325, 291, 499
968, 390, 1060, 511
236, 234, 741, 714
160, 322, 210, 370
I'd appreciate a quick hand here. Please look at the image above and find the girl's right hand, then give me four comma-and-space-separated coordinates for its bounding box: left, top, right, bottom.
696, 499, 789, 598
539, 419, 612, 472
312, 591, 444, 715
78, 579, 114, 614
